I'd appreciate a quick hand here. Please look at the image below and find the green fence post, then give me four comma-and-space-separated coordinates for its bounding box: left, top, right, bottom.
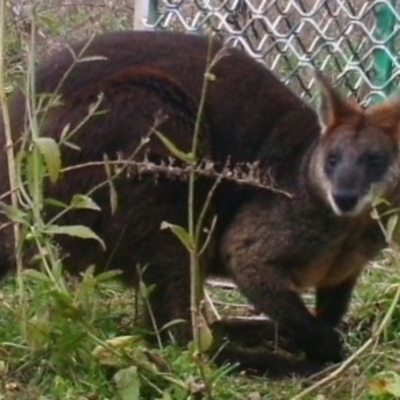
372, 0, 397, 104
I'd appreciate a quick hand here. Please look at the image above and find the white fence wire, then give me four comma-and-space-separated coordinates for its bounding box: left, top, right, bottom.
136, 0, 400, 103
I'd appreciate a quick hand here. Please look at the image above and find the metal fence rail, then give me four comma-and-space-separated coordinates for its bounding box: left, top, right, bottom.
135, 0, 400, 104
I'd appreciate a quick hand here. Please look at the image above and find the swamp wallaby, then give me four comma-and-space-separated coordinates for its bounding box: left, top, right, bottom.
1, 30, 400, 377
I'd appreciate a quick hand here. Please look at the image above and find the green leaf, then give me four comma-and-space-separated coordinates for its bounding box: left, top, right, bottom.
159, 318, 187, 332
49, 290, 73, 307
205, 72, 216, 81
0, 203, 27, 224
386, 214, 398, 242
26, 310, 51, 351
80, 264, 96, 281
109, 183, 118, 214
198, 319, 213, 352
373, 196, 390, 208
188, 313, 213, 353
22, 269, 51, 284
44, 224, 106, 250
104, 155, 118, 214
160, 222, 194, 251
93, 336, 148, 369
63, 140, 81, 151
49, 290, 83, 320
43, 198, 69, 209
78, 55, 108, 63
370, 372, 400, 397
34, 137, 62, 183
26, 149, 45, 202
93, 269, 123, 283
70, 194, 101, 211
114, 366, 140, 400
154, 130, 195, 164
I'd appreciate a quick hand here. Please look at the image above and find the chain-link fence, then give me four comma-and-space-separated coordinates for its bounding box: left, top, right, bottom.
135, 0, 400, 104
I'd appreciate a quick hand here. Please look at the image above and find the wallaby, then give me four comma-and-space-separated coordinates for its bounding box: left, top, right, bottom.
1, 30, 400, 377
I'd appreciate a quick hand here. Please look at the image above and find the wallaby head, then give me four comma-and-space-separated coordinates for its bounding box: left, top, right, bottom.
311, 72, 400, 216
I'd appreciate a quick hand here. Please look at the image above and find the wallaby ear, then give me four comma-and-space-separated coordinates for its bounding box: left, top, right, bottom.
366, 89, 400, 138
313, 70, 360, 135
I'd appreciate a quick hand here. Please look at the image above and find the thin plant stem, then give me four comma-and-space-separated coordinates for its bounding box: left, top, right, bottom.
0, 0, 26, 333
187, 35, 216, 400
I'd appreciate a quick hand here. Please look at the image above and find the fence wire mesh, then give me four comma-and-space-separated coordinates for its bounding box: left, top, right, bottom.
143, 0, 400, 104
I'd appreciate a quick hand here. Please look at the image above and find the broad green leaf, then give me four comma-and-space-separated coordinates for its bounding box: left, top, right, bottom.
154, 130, 195, 164
26, 149, 45, 202
34, 137, 62, 183
70, 194, 101, 211
43, 198, 69, 209
114, 366, 140, 400
188, 313, 213, 353
22, 269, 51, 283
160, 221, 194, 251
0, 203, 27, 224
44, 224, 106, 250
387, 214, 398, 242
93, 269, 123, 283
370, 372, 400, 397
198, 319, 213, 352
387, 382, 400, 397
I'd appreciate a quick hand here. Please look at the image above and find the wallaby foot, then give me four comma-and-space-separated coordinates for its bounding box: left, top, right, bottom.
210, 317, 342, 378
211, 317, 301, 354
212, 344, 326, 379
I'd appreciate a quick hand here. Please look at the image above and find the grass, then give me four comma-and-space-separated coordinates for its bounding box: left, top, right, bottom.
1, 2, 400, 399
0, 261, 399, 399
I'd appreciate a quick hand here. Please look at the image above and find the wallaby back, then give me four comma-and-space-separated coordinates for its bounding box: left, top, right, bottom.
1, 30, 400, 377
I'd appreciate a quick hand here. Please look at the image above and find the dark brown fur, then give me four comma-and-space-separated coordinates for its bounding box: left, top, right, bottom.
1, 31, 400, 378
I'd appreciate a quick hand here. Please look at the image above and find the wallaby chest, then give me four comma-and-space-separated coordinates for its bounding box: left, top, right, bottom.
295, 214, 382, 290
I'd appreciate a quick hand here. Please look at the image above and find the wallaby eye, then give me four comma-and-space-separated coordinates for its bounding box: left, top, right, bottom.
367, 153, 386, 170
327, 153, 340, 167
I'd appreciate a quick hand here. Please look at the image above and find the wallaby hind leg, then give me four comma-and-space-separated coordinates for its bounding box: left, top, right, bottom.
222, 249, 344, 364
140, 237, 193, 346
315, 276, 358, 328
242, 275, 343, 364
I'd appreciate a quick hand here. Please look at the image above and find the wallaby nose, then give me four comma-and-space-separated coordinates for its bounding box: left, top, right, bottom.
332, 191, 359, 213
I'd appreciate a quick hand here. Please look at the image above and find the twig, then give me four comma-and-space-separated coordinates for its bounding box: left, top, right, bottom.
60, 158, 293, 198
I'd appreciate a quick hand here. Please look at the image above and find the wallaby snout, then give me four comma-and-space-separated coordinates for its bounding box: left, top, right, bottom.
332, 189, 360, 214
326, 154, 380, 216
